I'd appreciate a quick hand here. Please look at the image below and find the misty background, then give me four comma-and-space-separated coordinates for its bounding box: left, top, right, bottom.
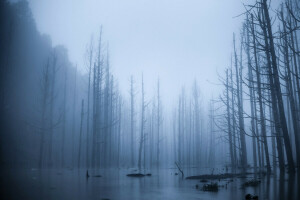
27, 0, 245, 105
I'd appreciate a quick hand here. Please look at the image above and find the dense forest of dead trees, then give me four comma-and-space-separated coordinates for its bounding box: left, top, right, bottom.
0, 0, 299, 175
218, 0, 300, 173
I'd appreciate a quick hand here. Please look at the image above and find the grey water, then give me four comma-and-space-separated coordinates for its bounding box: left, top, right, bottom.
1, 167, 299, 200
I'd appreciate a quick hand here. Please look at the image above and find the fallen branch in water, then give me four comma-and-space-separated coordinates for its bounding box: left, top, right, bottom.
186, 172, 254, 180
126, 173, 152, 177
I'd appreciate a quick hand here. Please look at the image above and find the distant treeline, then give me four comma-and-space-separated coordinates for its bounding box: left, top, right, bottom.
0, 0, 79, 168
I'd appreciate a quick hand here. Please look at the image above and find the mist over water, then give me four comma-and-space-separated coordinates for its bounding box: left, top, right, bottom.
1, 0, 300, 199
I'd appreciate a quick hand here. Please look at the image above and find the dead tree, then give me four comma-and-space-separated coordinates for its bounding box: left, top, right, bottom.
61, 67, 68, 168
39, 58, 50, 168
48, 51, 58, 167
85, 36, 94, 168
245, 18, 258, 172
226, 69, 235, 170
138, 74, 146, 170
261, 0, 295, 172
71, 65, 77, 168
193, 82, 201, 166
249, 28, 271, 172
130, 76, 135, 167
279, 6, 300, 166
233, 34, 247, 170
156, 79, 161, 168
78, 99, 84, 169
230, 66, 238, 167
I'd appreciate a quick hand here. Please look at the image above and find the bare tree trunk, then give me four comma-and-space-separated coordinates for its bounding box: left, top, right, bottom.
117, 96, 121, 168
95, 27, 103, 169
178, 96, 182, 165
188, 100, 192, 167
138, 75, 145, 170
193, 82, 201, 166
257, 12, 285, 171
230, 66, 237, 168
245, 21, 258, 171
281, 9, 300, 166
39, 59, 50, 168
269, 91, 276, 169
48, 52, 57, 168
173, 111, 177, 166
156, 79, 160, 168
130, 76, 135, 167
208, 100, 215, 167
71, 66, 77, 168
61, 68, 67, 168
86, 37, 93, 169
261, 0, 295, 172
226, 70, 235, 171
92, 63, 97, 168
78, 99, 84, 169
233, 34, 247, 170
253, 44, 271, 172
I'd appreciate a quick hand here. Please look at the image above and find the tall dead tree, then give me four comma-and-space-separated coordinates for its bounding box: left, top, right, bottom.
226, 69, 235, 170
255, 12, 285, 171
248, 24, 272, 172
92, 27, 103, 169
48, 51, 58, 167
78, 99, 84, 169
86, 36, 93, 168
71, 65, 77, 168
156, 79, 161, 168
261, 0, 295, 172
130, 76, 135, 167
230, 66, 238, 167
193, 82, 201, 166
279, 7, 300, 166
245, 18, 257, 172
61, 67, 67, 168
117, 95, 122, 168
138, 75, 146, 170
39, 58, 50, 168
233, 34, 247, 169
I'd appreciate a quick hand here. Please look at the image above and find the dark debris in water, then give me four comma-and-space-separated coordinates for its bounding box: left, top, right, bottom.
186, 172, 253, 180
245, 194, 258, 199
127, 173, 145, 177
242, 179, 261, 187
202, 182, 218, 192
126, 173, 152, 177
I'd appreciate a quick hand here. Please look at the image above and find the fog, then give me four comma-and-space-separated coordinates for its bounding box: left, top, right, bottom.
1, 0, 299, 200
27, 0, 245, 104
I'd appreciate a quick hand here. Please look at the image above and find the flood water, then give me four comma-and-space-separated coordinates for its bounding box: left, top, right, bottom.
1, 167, 299, 200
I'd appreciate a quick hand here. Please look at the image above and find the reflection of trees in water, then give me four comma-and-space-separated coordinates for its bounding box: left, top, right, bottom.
265, 174, 270, 199
279, 172, 285, 200
287, 173, 295, 200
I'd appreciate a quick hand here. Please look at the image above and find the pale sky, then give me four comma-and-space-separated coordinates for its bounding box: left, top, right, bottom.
27, 0, 247, 108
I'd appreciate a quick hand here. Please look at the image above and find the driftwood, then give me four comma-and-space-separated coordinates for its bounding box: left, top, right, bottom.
126, 173, 145, 177
126, 173, 152, 177
186, 172, 253, 180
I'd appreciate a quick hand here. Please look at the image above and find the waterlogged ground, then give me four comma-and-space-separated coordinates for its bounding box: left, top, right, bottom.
1, 167, 299, 200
